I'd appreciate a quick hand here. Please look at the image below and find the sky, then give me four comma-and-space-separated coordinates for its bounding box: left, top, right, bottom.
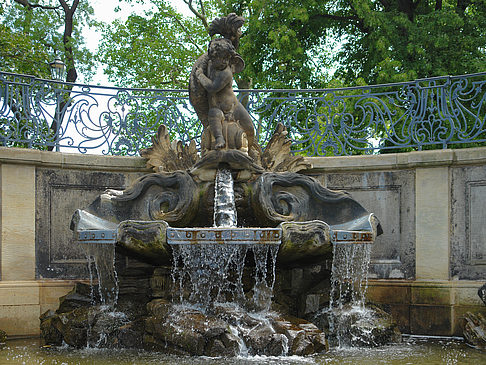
84, 0, 193, 85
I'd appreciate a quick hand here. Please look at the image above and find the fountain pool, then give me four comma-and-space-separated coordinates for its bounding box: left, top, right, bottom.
1, 337, 485, 365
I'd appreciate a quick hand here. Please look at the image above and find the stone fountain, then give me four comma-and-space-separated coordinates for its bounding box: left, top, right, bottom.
40, 14, 400, 355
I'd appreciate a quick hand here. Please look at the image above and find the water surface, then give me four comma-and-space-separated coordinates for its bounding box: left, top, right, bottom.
1, 337, 485, 365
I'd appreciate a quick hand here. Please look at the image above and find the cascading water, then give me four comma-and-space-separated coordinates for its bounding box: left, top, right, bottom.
83, 241, 126, 348
213, 168, 237, 227
170, 168, 279, 313
84, 243, 119, 307
327, 242, 373, 347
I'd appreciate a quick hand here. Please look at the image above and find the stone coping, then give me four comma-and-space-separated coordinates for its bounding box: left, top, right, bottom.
0, 147, 149, 172
2, 146, 486, 172
305, 147, 486, 172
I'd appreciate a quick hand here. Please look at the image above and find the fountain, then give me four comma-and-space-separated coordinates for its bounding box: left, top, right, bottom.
40, 14, 400, 356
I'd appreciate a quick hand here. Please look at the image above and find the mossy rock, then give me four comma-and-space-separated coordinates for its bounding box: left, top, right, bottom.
0, 329, 7, 343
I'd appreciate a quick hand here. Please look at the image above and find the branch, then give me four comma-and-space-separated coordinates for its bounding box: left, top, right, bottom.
13, 0, 60, 10
182, 0, 208, 29
168, 14, 205, 53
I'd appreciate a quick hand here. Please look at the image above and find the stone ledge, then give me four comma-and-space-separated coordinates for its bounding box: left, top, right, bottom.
0, 147, 149, 172
306, 147, 486, 172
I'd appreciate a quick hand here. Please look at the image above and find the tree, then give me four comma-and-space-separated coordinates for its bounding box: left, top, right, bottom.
1, 0, 97, 82
322, 0, 486, 84
0, 0, 98, 150
97, 1, 210, 89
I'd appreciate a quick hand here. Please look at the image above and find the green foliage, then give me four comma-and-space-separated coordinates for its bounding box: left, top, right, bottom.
97, 0, 213, 88
0, 0, 97, 81
222, 0, 331, 89
332, 0, 486, 85
0, 23, 50, 77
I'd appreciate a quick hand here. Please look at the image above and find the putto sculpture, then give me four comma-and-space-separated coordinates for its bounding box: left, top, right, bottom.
190, 14, 256, 156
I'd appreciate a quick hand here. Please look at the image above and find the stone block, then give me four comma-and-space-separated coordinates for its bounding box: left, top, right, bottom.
323, 169, 415, 279
35, 168, 128, 278
0, 304, 40, 336
367, 282, 410, 304
451, 165, 486, 280
411, 285, 451, 305
39, 282, 76, 306
452, 282, 485, 306
0, 282, 39, 306
415, 167, 450, 280
1, 164, 36, 280
410, 305, 453, 336
387, 304, 410, 333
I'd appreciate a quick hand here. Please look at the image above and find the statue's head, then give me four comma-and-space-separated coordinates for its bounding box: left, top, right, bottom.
208, 38, 245, 73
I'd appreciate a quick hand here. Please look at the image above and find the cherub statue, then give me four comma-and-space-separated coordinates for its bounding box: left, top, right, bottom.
189, 14, 256, 156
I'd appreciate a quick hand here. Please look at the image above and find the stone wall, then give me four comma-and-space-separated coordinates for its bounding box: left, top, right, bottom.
0, 146, 485, 337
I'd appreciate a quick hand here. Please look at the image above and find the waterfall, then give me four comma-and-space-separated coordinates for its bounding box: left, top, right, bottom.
170, 168, 278, 312
213, 168, 237, 227
85, 242, 119, 307
328, 242, 372, 347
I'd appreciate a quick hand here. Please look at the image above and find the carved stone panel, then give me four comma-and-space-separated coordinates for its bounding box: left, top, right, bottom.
36, 168, 128, 279
312, 170, 415, 279
451, 166, 486, 279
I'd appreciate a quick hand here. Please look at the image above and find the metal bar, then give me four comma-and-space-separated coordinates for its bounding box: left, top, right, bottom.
167, 227, 282, 245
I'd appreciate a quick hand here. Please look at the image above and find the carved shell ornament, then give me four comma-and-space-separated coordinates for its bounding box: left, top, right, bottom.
139, 122, 311, 175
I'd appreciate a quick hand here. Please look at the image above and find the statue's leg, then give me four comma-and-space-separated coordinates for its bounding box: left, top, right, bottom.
234, 103, 255, 148
208, 108, 225, 149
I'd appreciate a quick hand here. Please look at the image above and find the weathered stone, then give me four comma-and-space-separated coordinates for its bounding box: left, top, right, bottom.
140, 124, 200, 173
291, 331, 314, 356
113, 319, 145, 348
463, 312, 486, 350
252, 172, 382, 236
278, 221, 332, 266
261, 123, 312, 173
150, 267, 172, 299
56, 307, 93, 348
244, 324, 275, 354
40, 310, 63, 346
56, 282, 98, 314
478, 283, 486, 305
313, 304, 401, 347
0, 329, 7, 343
116, 220, 171, 266
271, 314, 328, 355
88, 309, 130, 347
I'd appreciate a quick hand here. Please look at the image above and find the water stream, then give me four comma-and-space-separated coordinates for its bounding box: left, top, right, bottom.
327, 243, 373, 347
171, 168, 279, 312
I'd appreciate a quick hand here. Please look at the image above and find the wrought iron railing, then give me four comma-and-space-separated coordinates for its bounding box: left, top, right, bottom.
1, 70, 485, 156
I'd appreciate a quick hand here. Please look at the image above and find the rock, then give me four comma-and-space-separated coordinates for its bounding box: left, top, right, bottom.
40, 310, 63, 346
0, 329, 6, 343
312, 304, 401, 347
56, 307, 93, 348
244, 324, 275, 355
150, 267, 172, 299
145, 306, 240, 356
88, 309, 130, 347
463, 312, 486, 350
478, 283, 486, 306
56, 282, 99, 314
271, 315, 328, 355
112, 318, 145, 348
